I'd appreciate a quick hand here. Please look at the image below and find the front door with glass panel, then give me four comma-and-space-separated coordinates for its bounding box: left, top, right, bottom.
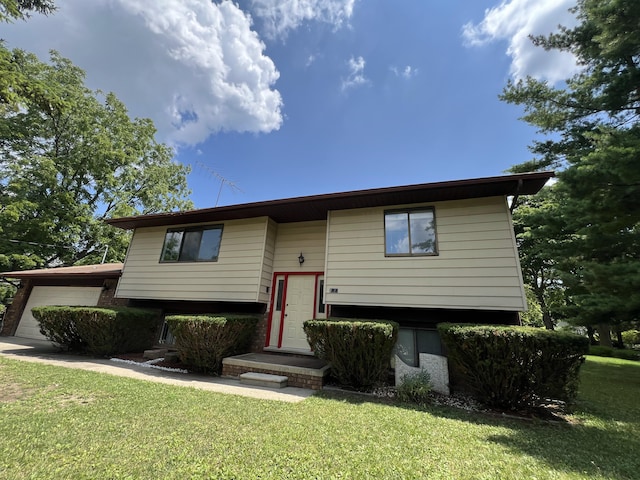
281, 275, 316, 351
269, 273, 325, 353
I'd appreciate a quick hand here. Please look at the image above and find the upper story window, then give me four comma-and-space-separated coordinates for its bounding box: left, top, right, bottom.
384, 208, 437, 256
160, 225, 223, 262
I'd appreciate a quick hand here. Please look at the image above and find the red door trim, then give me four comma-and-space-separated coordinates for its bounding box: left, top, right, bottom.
265, 271, 324, 349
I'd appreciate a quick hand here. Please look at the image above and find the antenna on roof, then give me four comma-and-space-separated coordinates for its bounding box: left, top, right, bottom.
194, 161, 243, 207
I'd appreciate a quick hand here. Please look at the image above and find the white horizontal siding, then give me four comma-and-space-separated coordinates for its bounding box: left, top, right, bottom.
272, 220, 326, 273
325, 197, 526, 311
257, 219, 277, 303
116, 218, 270, 302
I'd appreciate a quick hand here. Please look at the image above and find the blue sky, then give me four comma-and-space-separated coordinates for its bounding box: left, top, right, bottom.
2, 0, 578, 209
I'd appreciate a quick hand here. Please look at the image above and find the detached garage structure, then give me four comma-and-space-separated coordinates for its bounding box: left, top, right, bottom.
0, 263, 125, 340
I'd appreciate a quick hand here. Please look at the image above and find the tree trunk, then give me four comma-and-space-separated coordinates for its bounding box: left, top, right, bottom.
615, 326, 624, 348
597, 323, 613, 347
586, 326, 596, 345
538, 293, 554, 330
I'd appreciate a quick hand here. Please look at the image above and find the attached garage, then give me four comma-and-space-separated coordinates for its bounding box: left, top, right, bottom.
0, 263, 124, 340
14, 286, 103, 340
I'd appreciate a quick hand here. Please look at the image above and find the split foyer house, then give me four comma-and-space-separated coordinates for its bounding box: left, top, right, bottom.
104, 171, 553, 366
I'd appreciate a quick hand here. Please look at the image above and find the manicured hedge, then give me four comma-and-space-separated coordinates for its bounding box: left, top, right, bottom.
438, 323, 589, 410
304, 318, 398, 389
31, 306, 161, 356
589, 345, 640, 361
166, 314, 259, 374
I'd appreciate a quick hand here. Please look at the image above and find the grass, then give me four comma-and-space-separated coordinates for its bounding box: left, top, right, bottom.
0, 356, 638, 479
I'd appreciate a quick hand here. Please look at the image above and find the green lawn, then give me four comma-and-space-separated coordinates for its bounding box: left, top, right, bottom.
0, 356, 638, 479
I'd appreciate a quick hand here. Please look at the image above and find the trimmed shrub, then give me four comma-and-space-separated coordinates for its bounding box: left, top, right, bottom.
621, 330, 640, 348
589, 345, 640, 361
304, 318, 398, 389
438, 323, 589, 410
31, 306, 86, 351
165, 314, 259, 374
396, 370, 432, 405
31, 306, 161, 355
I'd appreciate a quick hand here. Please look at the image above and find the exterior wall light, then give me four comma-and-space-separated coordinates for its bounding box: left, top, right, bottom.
298, 252, 305, 265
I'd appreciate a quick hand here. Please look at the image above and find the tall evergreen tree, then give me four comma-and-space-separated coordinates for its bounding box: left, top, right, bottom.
503, 0, 640, 342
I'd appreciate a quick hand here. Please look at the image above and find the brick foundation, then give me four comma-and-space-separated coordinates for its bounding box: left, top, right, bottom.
97, 279, 129, 307
222, 363, 325, 390
248, 313, 269, 353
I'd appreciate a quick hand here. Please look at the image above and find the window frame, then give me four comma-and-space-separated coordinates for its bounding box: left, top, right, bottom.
384, 207, 438, 257
159, 224, 224, 263
395, 327, 443, 367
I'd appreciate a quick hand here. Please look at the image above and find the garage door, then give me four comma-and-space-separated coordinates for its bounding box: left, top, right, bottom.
15, 286, 103, 340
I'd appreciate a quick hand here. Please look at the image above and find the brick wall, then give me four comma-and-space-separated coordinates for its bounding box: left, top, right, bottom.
248, 313, 269, 353
222, 363, 325, 390
97, 279, 129, 307
0, 279, 32, 336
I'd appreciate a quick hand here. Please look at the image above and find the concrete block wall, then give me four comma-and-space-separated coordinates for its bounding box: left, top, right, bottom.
395, 353, 450, 395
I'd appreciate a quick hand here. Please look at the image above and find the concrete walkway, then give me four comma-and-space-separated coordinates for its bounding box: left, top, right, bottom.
0, 336, 315, 403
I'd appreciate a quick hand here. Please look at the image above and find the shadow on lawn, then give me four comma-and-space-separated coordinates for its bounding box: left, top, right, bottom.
486, 423, 640, 479
317, 388, 640, 479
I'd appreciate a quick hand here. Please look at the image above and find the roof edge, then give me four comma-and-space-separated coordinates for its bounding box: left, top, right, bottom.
107, 171, 554, 230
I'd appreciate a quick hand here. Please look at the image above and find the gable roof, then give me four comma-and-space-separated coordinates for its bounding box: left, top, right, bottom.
0, 263, 123, 280
107, 171, 554, 230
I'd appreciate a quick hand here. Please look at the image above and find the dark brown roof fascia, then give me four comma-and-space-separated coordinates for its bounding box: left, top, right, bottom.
106, 171, 554, 230
0, 265, 123, 280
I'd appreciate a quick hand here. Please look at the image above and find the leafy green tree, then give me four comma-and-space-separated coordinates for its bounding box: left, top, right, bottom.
502, 0, 640, 344
512, 187, 569, 330
0, 50, 192, 270
520, 284, 543, 328
0, 0, 54, 22
1, 1, 58, 110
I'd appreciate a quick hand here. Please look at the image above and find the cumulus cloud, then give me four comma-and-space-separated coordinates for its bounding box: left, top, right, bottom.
250, 0, 356, 39
390, 65, 418, 79
2, 0, 283, 146
341, 56, 368, 91
462, 0, 579, 83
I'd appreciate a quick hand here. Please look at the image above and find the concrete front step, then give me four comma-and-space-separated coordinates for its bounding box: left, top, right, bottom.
143, 349, 168, 360
240, 372, 288, 389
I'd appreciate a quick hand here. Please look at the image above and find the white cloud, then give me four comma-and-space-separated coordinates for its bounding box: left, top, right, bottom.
391, 65, 418, 79
462, 0, 579, 83
250, 0, 356, 39
2, 0, 283, 146
306, 54, 318, 67
341, 56, 368, 92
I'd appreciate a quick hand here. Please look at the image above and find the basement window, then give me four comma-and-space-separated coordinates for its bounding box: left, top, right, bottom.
395, 328, 443, 367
